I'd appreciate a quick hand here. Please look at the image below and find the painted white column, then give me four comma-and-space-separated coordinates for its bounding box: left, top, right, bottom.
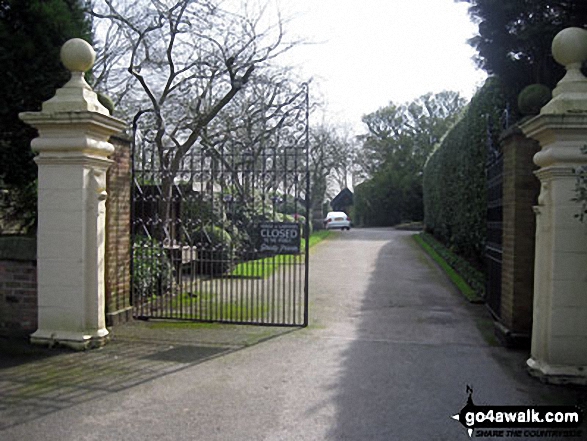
20, 39, 126, 350
520, 28, 587, 384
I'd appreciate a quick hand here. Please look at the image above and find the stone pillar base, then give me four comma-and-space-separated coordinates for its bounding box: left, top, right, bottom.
527, 357, 587, 385
30, 328, 110, 351
494, 321, 531, 349
106, 307, 133, 326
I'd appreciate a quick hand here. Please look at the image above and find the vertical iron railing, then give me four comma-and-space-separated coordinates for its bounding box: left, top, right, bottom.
485, 112, 506, 319
130, 84, 310, 326
303, 82, 310, 327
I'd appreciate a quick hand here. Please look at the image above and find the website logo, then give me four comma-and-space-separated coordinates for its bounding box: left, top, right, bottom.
451, 386, 583, 438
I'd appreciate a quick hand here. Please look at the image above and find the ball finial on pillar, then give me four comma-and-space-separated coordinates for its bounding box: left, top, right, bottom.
37, 38, 108, 114
540, 27, 587, 114
60, 38, 95, 73
552, 27, 587, 68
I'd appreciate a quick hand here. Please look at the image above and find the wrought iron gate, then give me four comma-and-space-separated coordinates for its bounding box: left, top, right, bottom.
485, 114, 505, 319
130, 85, 310, 326
486, 149, 503, 318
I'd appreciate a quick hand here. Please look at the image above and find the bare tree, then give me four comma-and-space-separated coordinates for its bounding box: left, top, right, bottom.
326, 127, 359, 194
308, 124, 358, 227
89, 0, 298, 239
198, 69, 308, 202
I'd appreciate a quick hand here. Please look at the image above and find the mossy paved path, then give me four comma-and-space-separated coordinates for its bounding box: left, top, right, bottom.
1, 228, 585, 440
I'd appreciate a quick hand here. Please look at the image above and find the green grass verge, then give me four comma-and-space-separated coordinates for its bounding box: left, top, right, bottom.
230, 230, 331, 278
418, 232, 486, 296
230, 255, 293, 278
170, 291, 268, 321
145, 320, 222, 329
413, 234, 482, 303
142, 291, 269, 323
306, 230, 331, 248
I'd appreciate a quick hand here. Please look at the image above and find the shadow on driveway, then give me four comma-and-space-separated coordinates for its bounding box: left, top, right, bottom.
325, 233, 586, 440
0, 322, 295, 431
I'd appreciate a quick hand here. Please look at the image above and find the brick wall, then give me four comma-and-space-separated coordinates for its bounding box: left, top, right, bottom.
105, 134, 132, 326
498, 125, 540, 347
0, 237, 37, 337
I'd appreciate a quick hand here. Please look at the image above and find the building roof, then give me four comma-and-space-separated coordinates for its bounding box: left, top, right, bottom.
330, 188, 354, 211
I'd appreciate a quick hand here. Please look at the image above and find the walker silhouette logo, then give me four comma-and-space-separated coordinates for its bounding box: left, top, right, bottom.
451, 386, 584, 438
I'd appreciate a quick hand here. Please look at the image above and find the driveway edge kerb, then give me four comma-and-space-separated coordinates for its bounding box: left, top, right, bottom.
412, 233, 484, 304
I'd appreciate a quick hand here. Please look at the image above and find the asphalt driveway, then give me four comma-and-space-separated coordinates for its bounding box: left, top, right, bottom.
0, 228, 585, 440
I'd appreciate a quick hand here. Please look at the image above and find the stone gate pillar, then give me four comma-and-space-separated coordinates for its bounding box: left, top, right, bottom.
20, 39, 126, 350
520, 28, 587, 384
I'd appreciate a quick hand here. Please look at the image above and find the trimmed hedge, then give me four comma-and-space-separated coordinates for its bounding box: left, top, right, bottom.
423, 78, 508, 268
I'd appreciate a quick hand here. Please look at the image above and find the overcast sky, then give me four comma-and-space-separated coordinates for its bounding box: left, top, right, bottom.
273, 0, 488, 133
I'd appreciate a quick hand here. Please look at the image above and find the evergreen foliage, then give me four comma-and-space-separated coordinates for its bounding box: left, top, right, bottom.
461, 0, 587, 106
132, 235, 173, 298
573, 145, 587, 222
423, 78, 507, 268
353, 92, 466, 227
0, 0, 91, 233
517, 84, 552, 116
422, 1, 586, 266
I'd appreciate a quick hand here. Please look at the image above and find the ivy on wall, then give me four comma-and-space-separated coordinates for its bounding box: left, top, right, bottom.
422, 78, 508, 269
573, 145, 587, 222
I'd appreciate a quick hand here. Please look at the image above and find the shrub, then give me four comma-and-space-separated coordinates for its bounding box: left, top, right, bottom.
179, 188, 311, 271
572, 145, 587, 222
517, 84, 551, 116
294, 213, 312, 238
277, 197, 307, 217
274, 213, 295, 223
179, 192, 226, 242
132, 235, 173, 298
196, 225, 234, 275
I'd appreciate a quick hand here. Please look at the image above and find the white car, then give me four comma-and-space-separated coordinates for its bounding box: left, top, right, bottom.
324, 211, 351, 230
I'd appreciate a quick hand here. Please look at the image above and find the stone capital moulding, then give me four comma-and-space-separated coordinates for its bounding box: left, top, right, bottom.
20, 111, 126, 158
520, 113, 587, 168
533, 166, 577, 184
